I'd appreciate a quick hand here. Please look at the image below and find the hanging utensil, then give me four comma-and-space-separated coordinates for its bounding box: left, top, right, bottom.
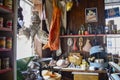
82, 39, 91, 52
72, 38, 78, 51
78, 37, 83, 51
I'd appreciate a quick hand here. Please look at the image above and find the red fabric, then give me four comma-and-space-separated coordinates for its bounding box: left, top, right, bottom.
43, 0, 61, 50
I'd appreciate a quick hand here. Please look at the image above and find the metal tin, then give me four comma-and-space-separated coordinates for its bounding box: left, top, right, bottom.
0, 37, 6, 49
6, 37, 12, 49
7, 20, 12, 29
2, 57, 9, 69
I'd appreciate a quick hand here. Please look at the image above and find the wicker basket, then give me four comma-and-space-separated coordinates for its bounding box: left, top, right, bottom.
42, 70, 61, 80
68, 54, 82, 66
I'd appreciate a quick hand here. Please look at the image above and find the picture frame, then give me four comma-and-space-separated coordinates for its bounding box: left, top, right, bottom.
85, 8, 98, 23
105, 7, 120, 19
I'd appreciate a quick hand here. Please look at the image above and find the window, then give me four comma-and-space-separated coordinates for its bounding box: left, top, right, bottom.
17, 0, 33, 59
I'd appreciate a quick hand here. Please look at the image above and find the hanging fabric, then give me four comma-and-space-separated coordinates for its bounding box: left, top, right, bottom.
43, 0, 61, 50
41, 0, 49, 34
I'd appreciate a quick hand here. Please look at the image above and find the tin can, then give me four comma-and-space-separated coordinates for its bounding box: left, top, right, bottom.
7, 20, 12, 29
2, 57, 9, 69
0, 37, 6, 49
0, 17, 3, 27
6, 37, 12, 49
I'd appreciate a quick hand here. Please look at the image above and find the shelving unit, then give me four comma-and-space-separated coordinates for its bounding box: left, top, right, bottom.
0, 0, 17, 80
0, 68, 12, 74
0, 27, 12, 31
60, 34, 105, 38
0, 48, 11, 51
60, 34, 120, 38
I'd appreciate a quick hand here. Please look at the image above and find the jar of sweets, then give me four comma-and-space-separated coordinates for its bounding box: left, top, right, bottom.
2, 57, 9, 69
6, 37, 12, 49
0, 37, 6, 48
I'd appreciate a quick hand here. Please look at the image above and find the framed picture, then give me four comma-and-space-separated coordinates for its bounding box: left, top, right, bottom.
105, 7, 120, 19
85, 8, 98, 23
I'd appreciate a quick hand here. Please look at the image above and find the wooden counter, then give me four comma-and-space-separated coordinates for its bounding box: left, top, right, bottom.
54, 67, 108, 80
73, 72, 98, 80
54, 67, 107, 73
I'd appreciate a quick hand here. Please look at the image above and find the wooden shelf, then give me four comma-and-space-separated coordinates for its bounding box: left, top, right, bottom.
0, 68, 12, 74
0, 27, 12, 31
0, 48, 11, 51
60, 34, 120, 38
60, 34, 105, 38
0, 5, 12, 13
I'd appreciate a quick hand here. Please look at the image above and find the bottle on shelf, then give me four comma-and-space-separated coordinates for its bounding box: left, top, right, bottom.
60, 26, 65, 35
87, 24, 92, 34
110, 24, 117, 34
78, 24, 85, 35
84, 24, 89, 35
105, 25, 109, 34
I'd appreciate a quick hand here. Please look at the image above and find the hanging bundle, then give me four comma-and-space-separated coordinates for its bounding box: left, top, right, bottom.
43, 0, 61, 50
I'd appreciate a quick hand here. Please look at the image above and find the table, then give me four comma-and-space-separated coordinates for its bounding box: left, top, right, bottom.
53, 67, 108, 80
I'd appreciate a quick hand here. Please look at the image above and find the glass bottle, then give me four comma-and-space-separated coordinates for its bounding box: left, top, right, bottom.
60, 26, 65, 35
81, 24, 85, 35
105, 25, 109, 34
87, 24, 92, 34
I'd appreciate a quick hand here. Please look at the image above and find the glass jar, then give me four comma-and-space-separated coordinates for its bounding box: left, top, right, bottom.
4, 0, 12, 9
6, 20, 12, 29
6, 37, 12, 49
0, 37, 6, 49
2, 57, 9, 69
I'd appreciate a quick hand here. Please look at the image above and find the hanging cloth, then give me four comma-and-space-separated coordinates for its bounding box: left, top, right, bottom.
41, 0, 49, 33
43, 0, 61, 50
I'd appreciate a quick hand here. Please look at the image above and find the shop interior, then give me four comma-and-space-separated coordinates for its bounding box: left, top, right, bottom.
0, 0, 120, 80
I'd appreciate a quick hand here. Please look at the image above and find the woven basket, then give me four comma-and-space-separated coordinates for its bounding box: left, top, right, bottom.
42, 70, 61, 80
